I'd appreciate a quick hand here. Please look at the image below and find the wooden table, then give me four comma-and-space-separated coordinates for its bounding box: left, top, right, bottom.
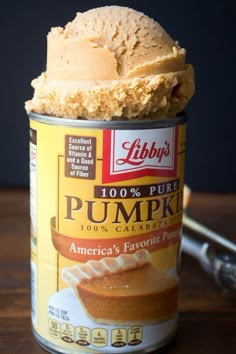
0, 189, 235, 354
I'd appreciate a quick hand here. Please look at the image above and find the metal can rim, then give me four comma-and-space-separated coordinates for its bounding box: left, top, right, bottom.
29, 112, 187, 130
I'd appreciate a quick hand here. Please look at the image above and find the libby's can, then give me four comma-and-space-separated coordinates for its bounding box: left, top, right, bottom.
29, 112, 186, 353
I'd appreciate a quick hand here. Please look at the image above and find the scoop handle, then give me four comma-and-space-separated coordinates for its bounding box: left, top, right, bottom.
181, 234, 203, 260
183, 214, 236, 253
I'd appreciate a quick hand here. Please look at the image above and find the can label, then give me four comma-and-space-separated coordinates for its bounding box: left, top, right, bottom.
30, 116, 186, 353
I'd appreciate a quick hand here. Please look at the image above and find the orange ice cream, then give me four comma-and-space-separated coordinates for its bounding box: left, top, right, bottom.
25, 6, 194, 120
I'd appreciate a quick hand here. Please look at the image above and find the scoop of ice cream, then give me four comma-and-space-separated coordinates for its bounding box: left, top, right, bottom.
47, 7, 186, 81
25, 6, 194, 120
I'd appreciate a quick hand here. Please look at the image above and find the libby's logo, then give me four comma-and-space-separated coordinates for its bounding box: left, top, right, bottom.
116, 138, 170, 166
102, 127, 178, 183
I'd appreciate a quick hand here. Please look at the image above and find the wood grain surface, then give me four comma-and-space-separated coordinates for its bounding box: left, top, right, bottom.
0, 189, 235, 354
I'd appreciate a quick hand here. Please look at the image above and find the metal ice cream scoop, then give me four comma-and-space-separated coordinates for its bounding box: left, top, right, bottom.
181, 185, 236, 290
181, 232, 236, 290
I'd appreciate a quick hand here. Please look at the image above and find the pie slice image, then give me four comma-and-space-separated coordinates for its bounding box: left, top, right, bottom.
62, 249, 178, 325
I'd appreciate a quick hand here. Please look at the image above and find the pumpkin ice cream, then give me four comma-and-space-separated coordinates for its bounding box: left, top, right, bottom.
25, 6, 194, 120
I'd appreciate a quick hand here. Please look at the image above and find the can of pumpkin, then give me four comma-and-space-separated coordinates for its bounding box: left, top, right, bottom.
29, 112, 186, 353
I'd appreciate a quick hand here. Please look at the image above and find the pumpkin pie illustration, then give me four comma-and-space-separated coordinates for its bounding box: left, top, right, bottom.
62, 249, 178, 325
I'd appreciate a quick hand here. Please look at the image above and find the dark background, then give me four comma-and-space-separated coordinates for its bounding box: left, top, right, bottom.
0, 0, 235, 192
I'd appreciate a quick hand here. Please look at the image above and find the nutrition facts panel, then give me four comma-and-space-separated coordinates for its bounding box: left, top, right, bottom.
48, 318, 142, 348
